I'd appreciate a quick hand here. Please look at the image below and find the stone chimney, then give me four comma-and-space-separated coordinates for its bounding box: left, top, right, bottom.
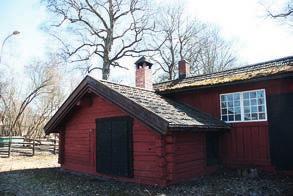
135, 56, 153, 90
178, 59, 190, 79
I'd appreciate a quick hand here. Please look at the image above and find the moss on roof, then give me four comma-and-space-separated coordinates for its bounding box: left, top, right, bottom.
154, 57, 293, 92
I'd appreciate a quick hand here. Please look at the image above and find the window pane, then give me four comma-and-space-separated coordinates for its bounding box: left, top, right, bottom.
235, 107, 241, 114
244, 100, 250, 106
251, 99, 257, 106
234, 93, 240, 100
250, 91, 256, 98
244, 107, 250, 114
251, 113, 258, 120
258, 105, 264, 112
228, 101, 233, 107
221, 101, 227, 108
244, 113, 251, 120
228, 108, 234, 114
228, 115, 234, 121
222, 109, 227, 115
227, 94, 233, 101
257, 91, 264, 98
259, 113, 266, 119
222, 115, 228, 121
221, 95, 227, 102
234, 100, 240, 107
243, 92, 249, 99
258, 98, 264, 105
251, 106, 257, 113
235, 114, 241, 121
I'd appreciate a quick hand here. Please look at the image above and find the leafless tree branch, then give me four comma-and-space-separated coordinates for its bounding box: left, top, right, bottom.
45, 0, 156, 80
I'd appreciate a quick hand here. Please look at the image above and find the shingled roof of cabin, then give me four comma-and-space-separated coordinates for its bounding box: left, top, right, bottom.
44, 76, 229, 134
154, 56, 293, 93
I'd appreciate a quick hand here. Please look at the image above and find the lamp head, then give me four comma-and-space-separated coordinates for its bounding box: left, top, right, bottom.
12, 31, 20, 35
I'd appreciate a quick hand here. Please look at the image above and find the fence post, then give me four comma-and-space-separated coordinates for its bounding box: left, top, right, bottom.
8, 141, 11, 158
32, 140, 35, 156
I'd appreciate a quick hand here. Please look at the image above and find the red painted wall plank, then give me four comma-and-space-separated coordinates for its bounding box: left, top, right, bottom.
171, 78, 293, 169
165, 132, 206, 184
62, 94, 166, 186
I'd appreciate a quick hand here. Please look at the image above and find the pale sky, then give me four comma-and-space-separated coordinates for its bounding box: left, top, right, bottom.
186, 0, 293, 63
0, 0, 292, 84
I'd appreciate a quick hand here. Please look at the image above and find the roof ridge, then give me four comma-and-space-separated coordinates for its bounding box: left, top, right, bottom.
97, 78, 155, 92
154, 56, 293, 86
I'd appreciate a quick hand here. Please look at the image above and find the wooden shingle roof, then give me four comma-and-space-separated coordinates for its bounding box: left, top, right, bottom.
154, 56, 293, 93
99, 80, 228, 130
44, 76, 229, 134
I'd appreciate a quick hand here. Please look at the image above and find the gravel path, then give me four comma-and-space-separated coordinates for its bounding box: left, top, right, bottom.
0, 155, 292, 196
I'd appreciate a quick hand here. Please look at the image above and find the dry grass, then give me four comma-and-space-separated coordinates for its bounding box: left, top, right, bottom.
0, 154, 59, 172
156, 65, 293, 91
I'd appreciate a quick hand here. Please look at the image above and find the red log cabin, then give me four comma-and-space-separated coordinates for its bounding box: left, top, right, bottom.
44, 56, 293, 186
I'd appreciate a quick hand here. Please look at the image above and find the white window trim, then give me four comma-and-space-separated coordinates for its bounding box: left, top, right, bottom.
220, 89, 268, 123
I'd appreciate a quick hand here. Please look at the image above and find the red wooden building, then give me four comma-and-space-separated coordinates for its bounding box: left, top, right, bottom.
44, 56, 293, 186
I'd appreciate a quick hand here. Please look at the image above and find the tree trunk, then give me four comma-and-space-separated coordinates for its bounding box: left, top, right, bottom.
102, 61, 110, 80
168, 64, 174, 80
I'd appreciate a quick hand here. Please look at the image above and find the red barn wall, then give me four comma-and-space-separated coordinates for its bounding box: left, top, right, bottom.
164, 132, 206, 184
169, 78, 293, 169
61, 94, 167, 185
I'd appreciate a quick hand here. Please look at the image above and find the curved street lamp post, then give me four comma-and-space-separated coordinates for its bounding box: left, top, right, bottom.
0, 31, 20, 64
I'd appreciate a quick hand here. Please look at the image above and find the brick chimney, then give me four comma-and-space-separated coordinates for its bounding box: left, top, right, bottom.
135, 56, 153, 90
178, 59, 190, 79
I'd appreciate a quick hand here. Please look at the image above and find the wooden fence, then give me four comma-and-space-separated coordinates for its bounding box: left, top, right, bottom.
0, 139, 59, 157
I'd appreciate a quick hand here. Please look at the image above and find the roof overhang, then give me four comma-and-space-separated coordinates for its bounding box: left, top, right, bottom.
44, 76, 171, 135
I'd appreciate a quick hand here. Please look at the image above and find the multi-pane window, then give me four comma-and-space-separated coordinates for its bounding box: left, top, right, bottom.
220, 89, 267, 122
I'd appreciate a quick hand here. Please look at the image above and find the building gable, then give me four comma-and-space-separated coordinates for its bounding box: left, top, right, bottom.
44, 76, 228, 135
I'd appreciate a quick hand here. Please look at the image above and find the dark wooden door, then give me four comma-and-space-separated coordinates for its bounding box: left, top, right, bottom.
206, 132, 220, 166
268, 93, 293, 170
96, 117, 133, 177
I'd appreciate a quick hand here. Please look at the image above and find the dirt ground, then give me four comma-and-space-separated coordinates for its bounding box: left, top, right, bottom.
0, 155, 293, 196
0, 154, 59, 172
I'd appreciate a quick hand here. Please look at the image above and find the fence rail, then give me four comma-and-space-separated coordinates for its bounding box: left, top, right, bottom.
0, 139, 59, 157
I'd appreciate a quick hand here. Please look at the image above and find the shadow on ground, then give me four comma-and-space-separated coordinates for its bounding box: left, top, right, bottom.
0, 168, 293, 196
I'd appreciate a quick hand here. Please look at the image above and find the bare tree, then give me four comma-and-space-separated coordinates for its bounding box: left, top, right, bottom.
45, 0, 155, 80
25, 68, 64, 138
268, 1, 293, 18
0, 83, 17, 136
193, 28, 236, 75
150, 5, 204, 81
151, 5, 236, 82
24, 61, 65, 138
9, 66, 53, 135
0, 58, 63, 137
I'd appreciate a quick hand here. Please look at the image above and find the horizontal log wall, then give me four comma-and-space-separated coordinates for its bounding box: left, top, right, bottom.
62, 94, 166, 185
164, 132, 206, 184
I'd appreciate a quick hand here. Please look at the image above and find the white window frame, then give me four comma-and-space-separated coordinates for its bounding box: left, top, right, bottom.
220, 89, 267, 123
